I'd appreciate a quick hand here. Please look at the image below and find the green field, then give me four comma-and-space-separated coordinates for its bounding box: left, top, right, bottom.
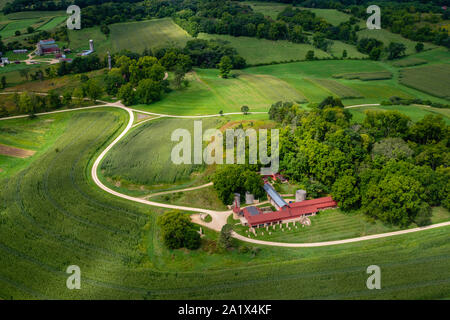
300, 7, 355, 26
1, 108, 449, 299
132, 58, 449, 116
399, 64, 450, 99
348, 105, 450, 124
36, 16, 66, 31
110, 18, 192, 54
0, 17, 41, 38
68, 26, 111, 55
333, 71, 392, 81
241, 1, 290, 19
101, 117, 222, 192
357, 29, 435, 56
136, 68, 306, 115
198, 33, 330, 65
230, 207, 450, 243
392, 58, 428, 68
308, 78, 363, 99
243, 2, 357, 27
151, 186, 228, 211
68, 18, 193, 56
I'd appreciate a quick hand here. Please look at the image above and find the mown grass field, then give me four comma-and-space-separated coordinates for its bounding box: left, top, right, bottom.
307, 78, 363, 99
68, 26, 111, 55
0, 108, 449, 299
151, 185, 228, 211
0, 11, 66, 39
399, 64, 450, 99
348, 104, 450, 124
137, 68, 306, 115
135, 57, 448, 116
230, 207, 450, 243
198, 33, 330, 65
110, 18, 192, 54
241, 1, 290, 19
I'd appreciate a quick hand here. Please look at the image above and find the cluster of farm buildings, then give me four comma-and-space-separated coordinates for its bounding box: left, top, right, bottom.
1, 38, 95, 66
233, 175, 337, 228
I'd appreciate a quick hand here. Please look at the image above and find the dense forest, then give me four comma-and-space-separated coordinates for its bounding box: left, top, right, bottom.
269, 98, 449, 227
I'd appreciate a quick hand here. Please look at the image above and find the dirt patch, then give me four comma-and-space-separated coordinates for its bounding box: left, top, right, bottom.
137, 113, 151, 120
0, 144, 36, 158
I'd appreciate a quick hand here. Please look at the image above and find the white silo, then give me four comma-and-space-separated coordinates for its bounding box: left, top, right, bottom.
89, 39, 94, 52
295, 190, 307, 202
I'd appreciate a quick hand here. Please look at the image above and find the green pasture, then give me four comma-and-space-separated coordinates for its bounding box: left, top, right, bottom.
136, 68, 306, 115
133, 59, 449, 116
230, 207, 450, 243
348, 104, 450, 124
198, 33, 330, 65
36, 16, 66, 31
110, 18, 192, 54
300, 7, 357, 26
399, 64, 450, 100
0, 17, 41, 38
357, 29, 435, 56
68, 26, 111, 55
241, 1, 290, 19
151, 186, 228, 211
307, 78, 363, 99
0, 107, 449, 299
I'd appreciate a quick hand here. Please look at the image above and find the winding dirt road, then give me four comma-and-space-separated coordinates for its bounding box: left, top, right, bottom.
1, 101, 449, 247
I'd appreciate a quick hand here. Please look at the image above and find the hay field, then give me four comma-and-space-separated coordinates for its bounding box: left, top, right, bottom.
110, 18, 192, 53
399, 64, 450, 99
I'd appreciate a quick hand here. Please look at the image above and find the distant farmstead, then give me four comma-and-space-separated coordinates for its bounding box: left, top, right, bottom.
36, 39, 60, 56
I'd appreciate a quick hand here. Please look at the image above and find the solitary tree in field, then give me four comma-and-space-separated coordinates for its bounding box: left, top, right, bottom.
0, 76, 6, 89
218, 224, 234, 250
85, 79, 102, 102
218, 55, 232, 78
241, 105, 249, 115
342, 49, 347, 58
415, 42, 424, 53
19, 69, 29, 81
306, 50, 315, 60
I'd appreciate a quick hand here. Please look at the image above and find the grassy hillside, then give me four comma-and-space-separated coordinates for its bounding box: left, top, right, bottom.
349, 104, 450, 124
230, 207, 450, 243
357, 29, 435, 56
110, 18, 192, 54
399, 64, 450, 99
198, 33, 330, 65
68, 18, 192, 55
137, 68, 306, 115
101, 117, 222, 192
0, 108, 449, 299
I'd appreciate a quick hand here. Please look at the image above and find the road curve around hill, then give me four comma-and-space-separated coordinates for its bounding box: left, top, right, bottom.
2, 101, 450, 247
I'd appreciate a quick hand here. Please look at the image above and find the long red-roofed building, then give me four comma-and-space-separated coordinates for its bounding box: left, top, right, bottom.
241, 184, 337, 227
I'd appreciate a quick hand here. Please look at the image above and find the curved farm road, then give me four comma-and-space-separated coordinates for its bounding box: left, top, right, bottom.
2, 101, 449, 247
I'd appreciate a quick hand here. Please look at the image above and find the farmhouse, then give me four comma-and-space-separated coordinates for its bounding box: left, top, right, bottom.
36, 39, 60, 56
238, 183, 337, 228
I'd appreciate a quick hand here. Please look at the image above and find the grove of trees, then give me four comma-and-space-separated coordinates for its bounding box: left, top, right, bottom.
270, 97, 449, 227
